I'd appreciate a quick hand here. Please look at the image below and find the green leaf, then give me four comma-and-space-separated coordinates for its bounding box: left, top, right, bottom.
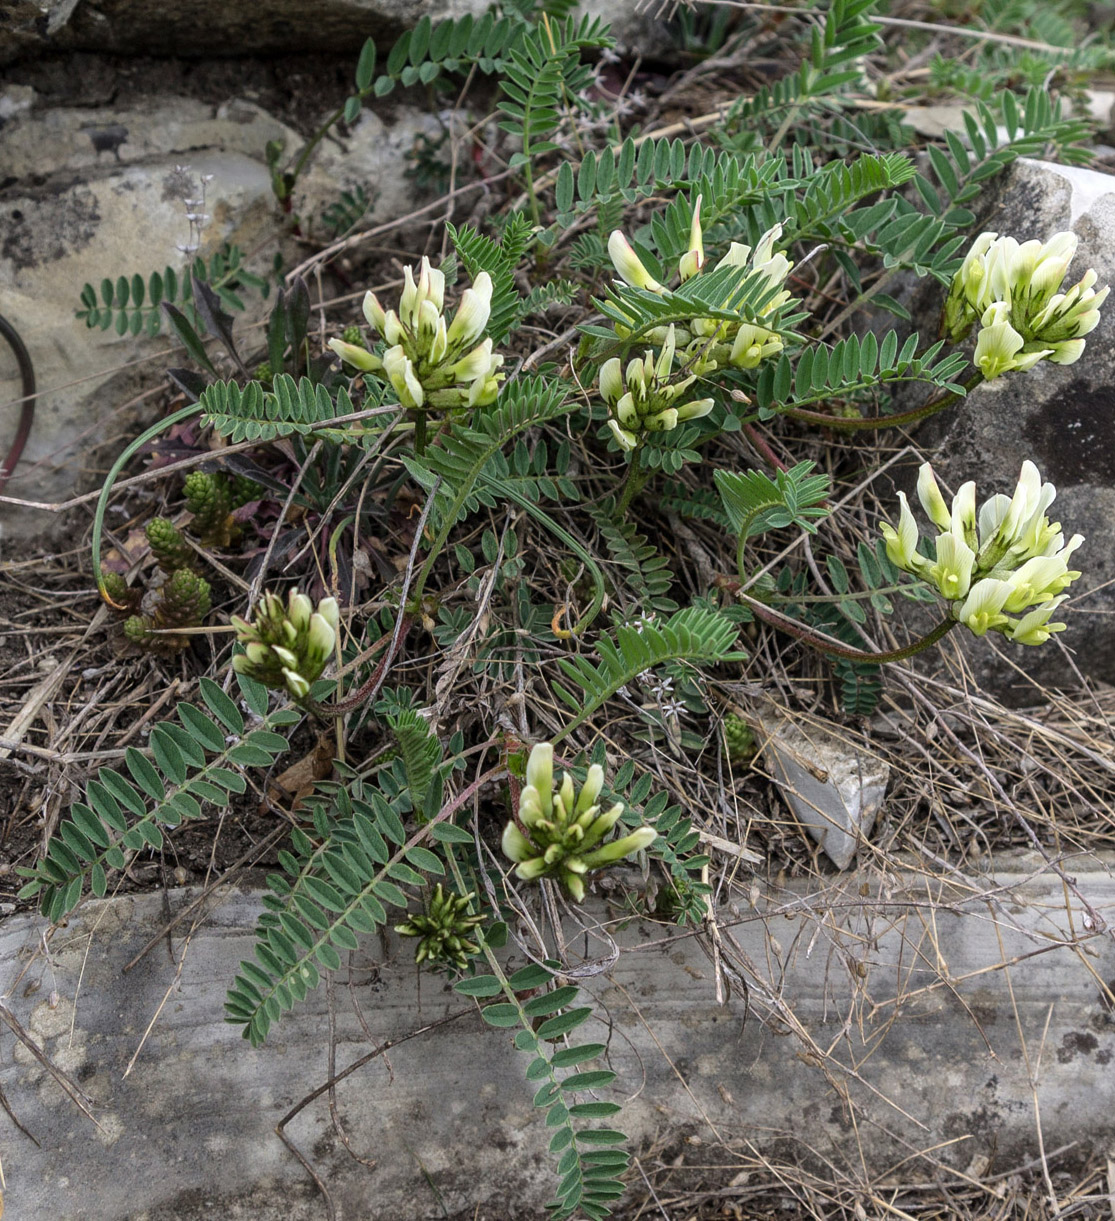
560, 1070, 616, 1091
355, 38, 377, 90
575, 1128, 627, 1146
404, 846, 444, 874
481, 1003, 522, 1028
199, 678, 244, 734
178, 703, 226, 752
163, 303, 217, 375
430, 823, 472, 844
536, 1007, 593, 1039
126, 747, 165, 800
455, 975, 503, 997
523, 986, 580, 1017
508, 963, 556, 990
567, 1101, 622, 1118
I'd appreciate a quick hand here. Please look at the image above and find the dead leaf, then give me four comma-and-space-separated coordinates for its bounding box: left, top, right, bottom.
264, 732, 336, 812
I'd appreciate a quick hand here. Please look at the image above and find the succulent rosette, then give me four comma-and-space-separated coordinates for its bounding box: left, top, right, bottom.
501, 743, 657, 902
230, 589, 340, 699
881, 461, 1083, 646
328, 257, 503, 410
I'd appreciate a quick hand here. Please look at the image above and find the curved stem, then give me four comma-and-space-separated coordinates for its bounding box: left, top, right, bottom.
738, 591, 958, 663
785, 373, 983, 432
287, 103, 347, 195
93, 401, 204, 605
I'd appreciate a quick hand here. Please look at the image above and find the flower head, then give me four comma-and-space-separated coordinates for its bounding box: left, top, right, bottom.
598, 324, 714, 451
230, 589, 339, 699
606, 204, 793, 374
394, 883, 485, 972
880, 461, 1083, 645
944, 231, 1108, 377
330, 260, 503, 412
502, 743, 657, 902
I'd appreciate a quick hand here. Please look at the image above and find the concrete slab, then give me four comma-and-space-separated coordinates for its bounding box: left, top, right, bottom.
2, 857, 1114, 1218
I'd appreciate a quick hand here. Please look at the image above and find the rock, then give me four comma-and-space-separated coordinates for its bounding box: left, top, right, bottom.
0, 139, 280, 538
755, 703, 889, 868
1, 0, 662, 65
911, 157, 1115, 696
292, 104, 454, 237
0, 90, 447, 539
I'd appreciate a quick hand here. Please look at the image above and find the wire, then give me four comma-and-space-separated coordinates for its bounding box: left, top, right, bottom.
0, 312, 37, 495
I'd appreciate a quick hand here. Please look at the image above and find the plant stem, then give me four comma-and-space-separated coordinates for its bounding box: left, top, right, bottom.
734, 589, 958, 663
785, 373, 984, 432
308, 615, 414, 717
615, 448, 648, 516
413, 409, 428, 456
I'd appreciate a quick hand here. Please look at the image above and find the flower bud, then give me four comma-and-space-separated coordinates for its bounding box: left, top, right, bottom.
282, 668, 311, 699
363, 290, 388, 335
678, 194, 704, 281
382, 346, 425, 409
580, 827, 657, 870
446, 273, 493, 349
608, 231, 663, 292
502, 821, 534, 863
916, 465, 951, 532
502, 744, 656, 900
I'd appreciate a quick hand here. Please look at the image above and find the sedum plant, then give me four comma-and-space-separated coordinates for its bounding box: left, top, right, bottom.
122, 569, 212, 655
145, 517, 195, 574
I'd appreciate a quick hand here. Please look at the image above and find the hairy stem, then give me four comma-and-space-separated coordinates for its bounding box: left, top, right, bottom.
733, 588, 958, 663
785, 373, 983, 432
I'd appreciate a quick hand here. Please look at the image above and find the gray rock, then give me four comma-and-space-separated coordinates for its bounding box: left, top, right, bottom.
2, 866, 1114, 1218
1, 0, 663, 65
910, 157, 1115, 695
0, 148, 278, 539
0, 90, 448, 538
755, 704, 889, 868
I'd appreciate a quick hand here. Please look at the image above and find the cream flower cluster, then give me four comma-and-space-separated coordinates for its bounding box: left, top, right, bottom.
607, 195, 793, 372
943, 232, 1108, 380
231, 589, 339, 699
501, 743, 657, 902
881, 461, 1083, 646
328, 257, 503, 410
599, 324, 714, 451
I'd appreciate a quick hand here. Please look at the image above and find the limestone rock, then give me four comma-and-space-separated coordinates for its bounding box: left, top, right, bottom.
755, 704, 889, 869
0, 89, 445, 538
1, 0, 663, 65
4, 870, 1114, 1217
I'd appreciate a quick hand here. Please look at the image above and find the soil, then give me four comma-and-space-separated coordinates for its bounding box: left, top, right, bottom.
0, 573, 290, 913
